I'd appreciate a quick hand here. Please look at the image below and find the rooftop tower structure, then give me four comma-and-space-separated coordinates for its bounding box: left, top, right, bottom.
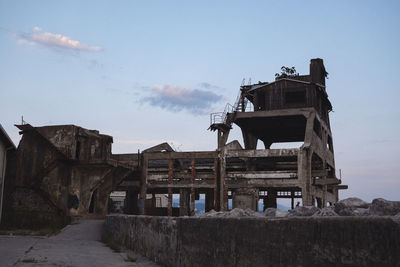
210, 58, 347, 208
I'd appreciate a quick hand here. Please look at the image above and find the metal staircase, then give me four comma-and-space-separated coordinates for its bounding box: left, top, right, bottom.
209, 79, 250, 131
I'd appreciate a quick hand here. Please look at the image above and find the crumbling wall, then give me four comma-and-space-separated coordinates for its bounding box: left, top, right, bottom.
3, 124, 131, 227
104, 215, 400, 267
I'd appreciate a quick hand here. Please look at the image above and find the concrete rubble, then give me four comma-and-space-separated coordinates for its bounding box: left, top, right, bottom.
312, 206, 338, 216
195, 197, 400, 218
262, 208, 288, 217
369, 198, 400, 216
287, 206, 320, 217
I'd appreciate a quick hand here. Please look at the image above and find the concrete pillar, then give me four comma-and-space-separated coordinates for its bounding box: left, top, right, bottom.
168, 159, 173, 217
213, 158, 218, 210
190, 159, 195, 216
291, 191, 295, 210
264, 189, 277, 209
139, 153, 148, 215
219, 148, 227, 211
179, 189, 190, 216
125, 190, 138, 215
242, 130, 258, 149
299, 147, 312, 206
205, 189, 214, 212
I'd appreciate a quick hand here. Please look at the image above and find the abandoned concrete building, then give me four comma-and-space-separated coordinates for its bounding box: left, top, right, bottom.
2, 124, 136, 226
0, 124, 16, 224
1, 58, 347, 225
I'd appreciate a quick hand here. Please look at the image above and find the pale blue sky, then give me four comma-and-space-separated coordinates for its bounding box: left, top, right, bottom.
1, 1, 399, 202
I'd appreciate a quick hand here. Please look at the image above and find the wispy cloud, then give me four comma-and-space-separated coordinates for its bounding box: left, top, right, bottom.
198, 82, 225, 91
141, 85, 223, 114
18, 26, 102, 52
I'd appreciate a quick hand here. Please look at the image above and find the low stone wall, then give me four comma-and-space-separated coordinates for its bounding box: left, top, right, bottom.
104, 215, 400, 267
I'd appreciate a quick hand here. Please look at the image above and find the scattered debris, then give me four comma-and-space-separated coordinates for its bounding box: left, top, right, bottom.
334, 197, 370, 216
263, 208, 288, 217
313, 207, 338, 217
288, 206, 320, 217
196, 208, 264, 218
369, 198, 400, 216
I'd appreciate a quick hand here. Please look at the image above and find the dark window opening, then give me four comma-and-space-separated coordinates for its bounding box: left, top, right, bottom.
75, 141, 81, 160
257, 91, 266, 110
285, 91, 305, 105
89, 189, 97, 213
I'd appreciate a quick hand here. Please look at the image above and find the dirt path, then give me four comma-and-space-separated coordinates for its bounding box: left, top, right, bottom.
0, 220, 160, 267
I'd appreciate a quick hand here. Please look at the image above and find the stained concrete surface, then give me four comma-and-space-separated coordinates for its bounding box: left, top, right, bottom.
0, 220, 160, 267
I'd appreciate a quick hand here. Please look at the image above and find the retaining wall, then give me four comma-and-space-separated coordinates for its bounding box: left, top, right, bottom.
104, 215, 400, 267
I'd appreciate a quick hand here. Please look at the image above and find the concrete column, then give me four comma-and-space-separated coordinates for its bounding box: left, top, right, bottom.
125, 190, 138, 215
179, 189, 190, 216
299, 147, 312, 206
291, 191, 294, 210
139, 153, 148, 215
190, 159, 195, 216
213, 158, 218, 210
205, 189, 214, 212
264, 189, 277, 209
219, 148, 227, 211
168, 159, 173, 217
242, 130, 258, 149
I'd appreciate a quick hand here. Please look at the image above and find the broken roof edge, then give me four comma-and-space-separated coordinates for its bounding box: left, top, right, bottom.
142, 142, 175, 153
15, 123, 113, 141
0, 123, 16, 150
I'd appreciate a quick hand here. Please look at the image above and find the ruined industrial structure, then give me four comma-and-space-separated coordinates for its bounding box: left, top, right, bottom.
2, 124, 136, 226
0, 124, 16, 224
1, 58, 347, 225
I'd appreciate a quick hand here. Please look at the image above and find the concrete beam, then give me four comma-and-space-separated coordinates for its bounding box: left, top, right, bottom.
145, 151, 218, 160
227, 171, 297, 179
226, 149, 299, 158
234, 108, 314, 119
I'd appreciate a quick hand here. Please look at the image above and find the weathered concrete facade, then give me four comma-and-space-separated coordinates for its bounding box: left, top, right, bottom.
2, 124, 135, 227
104, 215, 400, 267
0, 124, 16, 224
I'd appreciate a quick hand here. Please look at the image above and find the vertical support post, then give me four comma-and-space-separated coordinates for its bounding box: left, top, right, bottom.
300, 112, 315, 206
205, 189, 214, 212
213, 158, 218, 210
168, 158, 173, 217
139, 153, 148, 215
299, 148, 312, 206
190, 158, 195, 216
179, 189, 190, 216
265, 189, 277, 208
219, 148, 227, 211
322, 184, 327, 208
291, 190, 294, 210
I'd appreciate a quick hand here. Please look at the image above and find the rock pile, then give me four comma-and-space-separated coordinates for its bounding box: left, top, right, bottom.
196, 197, 400, 218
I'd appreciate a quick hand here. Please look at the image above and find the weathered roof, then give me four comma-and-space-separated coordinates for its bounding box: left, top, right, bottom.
0, 123, 16, 150
248, 78, 325, 92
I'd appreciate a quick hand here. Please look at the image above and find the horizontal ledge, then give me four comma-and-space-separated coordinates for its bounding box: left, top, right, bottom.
226, 149, 299, 158
144, 151, 218, 160
227, 171, 297, 179
147, 184, 216, 189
